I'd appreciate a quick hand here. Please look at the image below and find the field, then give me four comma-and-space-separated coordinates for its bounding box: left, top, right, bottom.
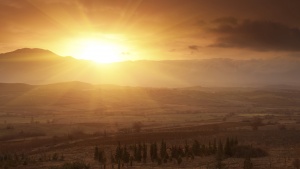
0, 82, 300, 169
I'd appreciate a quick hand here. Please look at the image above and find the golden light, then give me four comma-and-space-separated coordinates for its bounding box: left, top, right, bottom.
65, 38, 128, 63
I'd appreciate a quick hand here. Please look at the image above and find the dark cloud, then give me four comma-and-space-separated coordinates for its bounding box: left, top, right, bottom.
213, 17, 237, 25
188, 45, 200, 51
210, 19, 300, 51
195, 20, 206, 26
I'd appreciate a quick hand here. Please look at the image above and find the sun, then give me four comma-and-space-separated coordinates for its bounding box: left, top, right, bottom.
67, 38, 127, 63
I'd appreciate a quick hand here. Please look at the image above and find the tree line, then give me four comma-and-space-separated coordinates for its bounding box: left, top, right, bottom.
93, 137, 271, 169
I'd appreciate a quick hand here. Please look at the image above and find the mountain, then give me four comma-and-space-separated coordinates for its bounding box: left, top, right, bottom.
0, 48, 61, 61
0, 48, 300, 87
0, 48, 88, 84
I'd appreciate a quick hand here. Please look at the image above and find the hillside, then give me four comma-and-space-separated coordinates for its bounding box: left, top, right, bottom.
1, 82, 300, 115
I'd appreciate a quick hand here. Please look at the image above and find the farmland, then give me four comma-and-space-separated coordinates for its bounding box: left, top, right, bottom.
0, 82, 300, 168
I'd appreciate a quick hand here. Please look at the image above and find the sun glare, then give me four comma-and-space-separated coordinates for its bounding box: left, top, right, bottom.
67, 38, 127, 63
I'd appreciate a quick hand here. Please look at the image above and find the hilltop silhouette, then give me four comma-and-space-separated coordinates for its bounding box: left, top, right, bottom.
0, 48, 300, 87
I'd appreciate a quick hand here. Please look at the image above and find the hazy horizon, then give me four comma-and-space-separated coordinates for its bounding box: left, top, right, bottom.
1, 48, 300, 87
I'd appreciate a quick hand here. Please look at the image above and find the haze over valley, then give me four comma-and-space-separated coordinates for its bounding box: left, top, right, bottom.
1, 48, 300, 87
1, 0, 300, 169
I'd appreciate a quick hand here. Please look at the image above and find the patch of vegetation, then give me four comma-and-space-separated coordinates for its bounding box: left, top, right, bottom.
233, 145, 268, 158
49, 161, 90, 169
0, 152, 65, 168
0, 131, 46, 141
92, 137, 268, 168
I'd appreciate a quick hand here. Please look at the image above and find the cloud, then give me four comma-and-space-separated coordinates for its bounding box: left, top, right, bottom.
213, 17, 237, 25
188, 45, 201, 55
188, 45, 200, 51
0, 0, 24, 8
209, 19, 300, 51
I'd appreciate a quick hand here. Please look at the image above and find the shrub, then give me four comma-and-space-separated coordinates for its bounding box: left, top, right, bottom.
132, 122, 143, 133
52, 153, 59, 161
293, 158, 300, 169
233, 145, 268, 158
278, 124, 286, 130
251, 116, 263, 131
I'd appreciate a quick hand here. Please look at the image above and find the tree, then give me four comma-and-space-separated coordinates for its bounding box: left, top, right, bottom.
122, 145, 130, 164
94, 147, 106, 169
213, 138, 217, 154
142, 143, 147, 163
192, 140, 200, 156
251, 116, 263, 131
94, 146, 99, 160
243, 157, 253, 169
110, 152, 115, 169
184, 140, 189, 157
160, 140, 167, 161
132, 122, 143, 133
201, 144, 206, 156
217, 140, 223, 159
208, 141, 213, 155
115, 142, 122, 163
224, 137, 233, 157
177, 156, 182, 165
135, 143, 142, 162
130, 156, 133, 166
157, 157, 162, 165
234, 137, 238, 145
150, 142, 158, 161
215, 153, 226, 169
118, 159, 121, 169
171, 145, 179, 159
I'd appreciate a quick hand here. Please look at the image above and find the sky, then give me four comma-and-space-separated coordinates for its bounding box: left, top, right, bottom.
1, 0, 300, 61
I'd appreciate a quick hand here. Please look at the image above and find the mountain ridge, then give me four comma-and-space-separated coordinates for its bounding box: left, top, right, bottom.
0, 48, 64, 61
0, 48, 300, 87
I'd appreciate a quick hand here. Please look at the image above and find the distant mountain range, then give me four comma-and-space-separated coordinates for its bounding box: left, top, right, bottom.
0, 48, 300, 87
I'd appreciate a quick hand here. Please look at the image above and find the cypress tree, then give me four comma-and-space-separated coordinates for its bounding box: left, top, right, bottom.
142, 143, 147, 163
134, 144, 138, 161
94, 146, 99, 160
184, 140, 189, 157
122, 145, 130, 164
110, 152, 115, 169
234, 137, 238, 145
224, 137, 231, 157
201, 144, 206, 156
150, 143, 154, 161
208, 141, 212, 155
115, 142, 122, 162
213, 138, 217, 154
160, 140, 167, 159
137, 143, 142, 162
153, 142, 158, 160
192, 140, 200, 156
217, 140, 223, 159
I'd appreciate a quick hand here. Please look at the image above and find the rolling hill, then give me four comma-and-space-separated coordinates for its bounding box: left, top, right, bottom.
0, 82, 299, 114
